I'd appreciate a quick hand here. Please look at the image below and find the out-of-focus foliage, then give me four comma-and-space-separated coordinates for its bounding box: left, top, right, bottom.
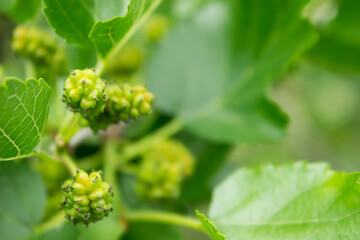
206, 162, 360, 240
306, 0, 360, 72
0, 161, 46, 240
0, 0, 40, 23
147, 0, 317, 143
1, 0, 360, 239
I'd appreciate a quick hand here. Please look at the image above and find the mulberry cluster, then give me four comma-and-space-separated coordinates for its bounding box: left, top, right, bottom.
62, 68, 154, 131
105, 83, 154, 121
60, 170, 114, 226
12, 26, 66, 75
63, 68, 106, 119
136, 140, 194, 200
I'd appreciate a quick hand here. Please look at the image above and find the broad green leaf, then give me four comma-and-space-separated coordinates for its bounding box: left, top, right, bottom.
196, 211, 225, 240
306, 34, 360, 73
89, 0, 163, 57
0, 0, 40, 22
207, 162, 360, 240
122, 222, 184, 240
0, 161, 46, 239
306, 0, 360, 73
228, 0, 317, 105
43, 0, 95, 48
0, 78, 51, 160
147, 0, 315, 143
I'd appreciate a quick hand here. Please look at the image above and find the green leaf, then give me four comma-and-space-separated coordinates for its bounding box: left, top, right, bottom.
306, 0, 360, 73
89, 0, 163, 57
0, 0, 40, 23
0, 78, 51, 160
228, 0, 317, 105
0, 161, 46, 239
208, 162, 360, 240
147, 0, 316, 143
306, 34, 360, 73
185, 98, 288, 143
196, 211, 225, 240
43, 0, 95, 48
148, 26, 287, 143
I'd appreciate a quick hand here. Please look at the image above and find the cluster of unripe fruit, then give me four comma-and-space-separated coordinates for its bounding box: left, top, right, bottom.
105, 83, 154, 121
136, 140, 194, 200
60, 170, 113, 226
63, 68, 106, 118
12, 26, 67, 75
63, 68, 154, 131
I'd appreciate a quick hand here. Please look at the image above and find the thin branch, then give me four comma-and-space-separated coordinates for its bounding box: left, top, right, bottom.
34, 211, 65, 235
126, 210, 205, 233
120, 118, 183, 164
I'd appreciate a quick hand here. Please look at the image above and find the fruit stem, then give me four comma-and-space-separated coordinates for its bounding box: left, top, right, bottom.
34, 211, 65, 235
126, 210, 205, 233
55, 112, 82, 148
120, 118, 183, 164
57, 151, 79, 177
104, 140, 127, 229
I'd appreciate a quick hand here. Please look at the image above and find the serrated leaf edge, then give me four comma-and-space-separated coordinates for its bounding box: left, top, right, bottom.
196, 210, 226, 240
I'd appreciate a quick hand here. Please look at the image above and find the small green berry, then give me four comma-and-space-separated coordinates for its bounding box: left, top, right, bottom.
136, 140, 194, 200
89, 83, 155, 130
143, 15, 170, 42
60, 169, 114, 225
63, 68, 106, 119
106, 44, 143, 75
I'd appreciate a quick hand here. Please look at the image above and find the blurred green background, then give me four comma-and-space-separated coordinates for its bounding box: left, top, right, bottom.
1, 0, 360, 239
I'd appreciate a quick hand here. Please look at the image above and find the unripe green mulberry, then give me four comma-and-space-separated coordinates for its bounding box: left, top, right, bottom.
94, 83, 154, 129
12, 26, 67, 75
63, 68, 106, 119
107, 44, 142, 75
60, 170, 114, 226
143, 15, 170, 42
136, 140, 194, 200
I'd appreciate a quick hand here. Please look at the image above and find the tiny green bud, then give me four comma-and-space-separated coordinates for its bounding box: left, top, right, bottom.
72, 183, 87, 195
